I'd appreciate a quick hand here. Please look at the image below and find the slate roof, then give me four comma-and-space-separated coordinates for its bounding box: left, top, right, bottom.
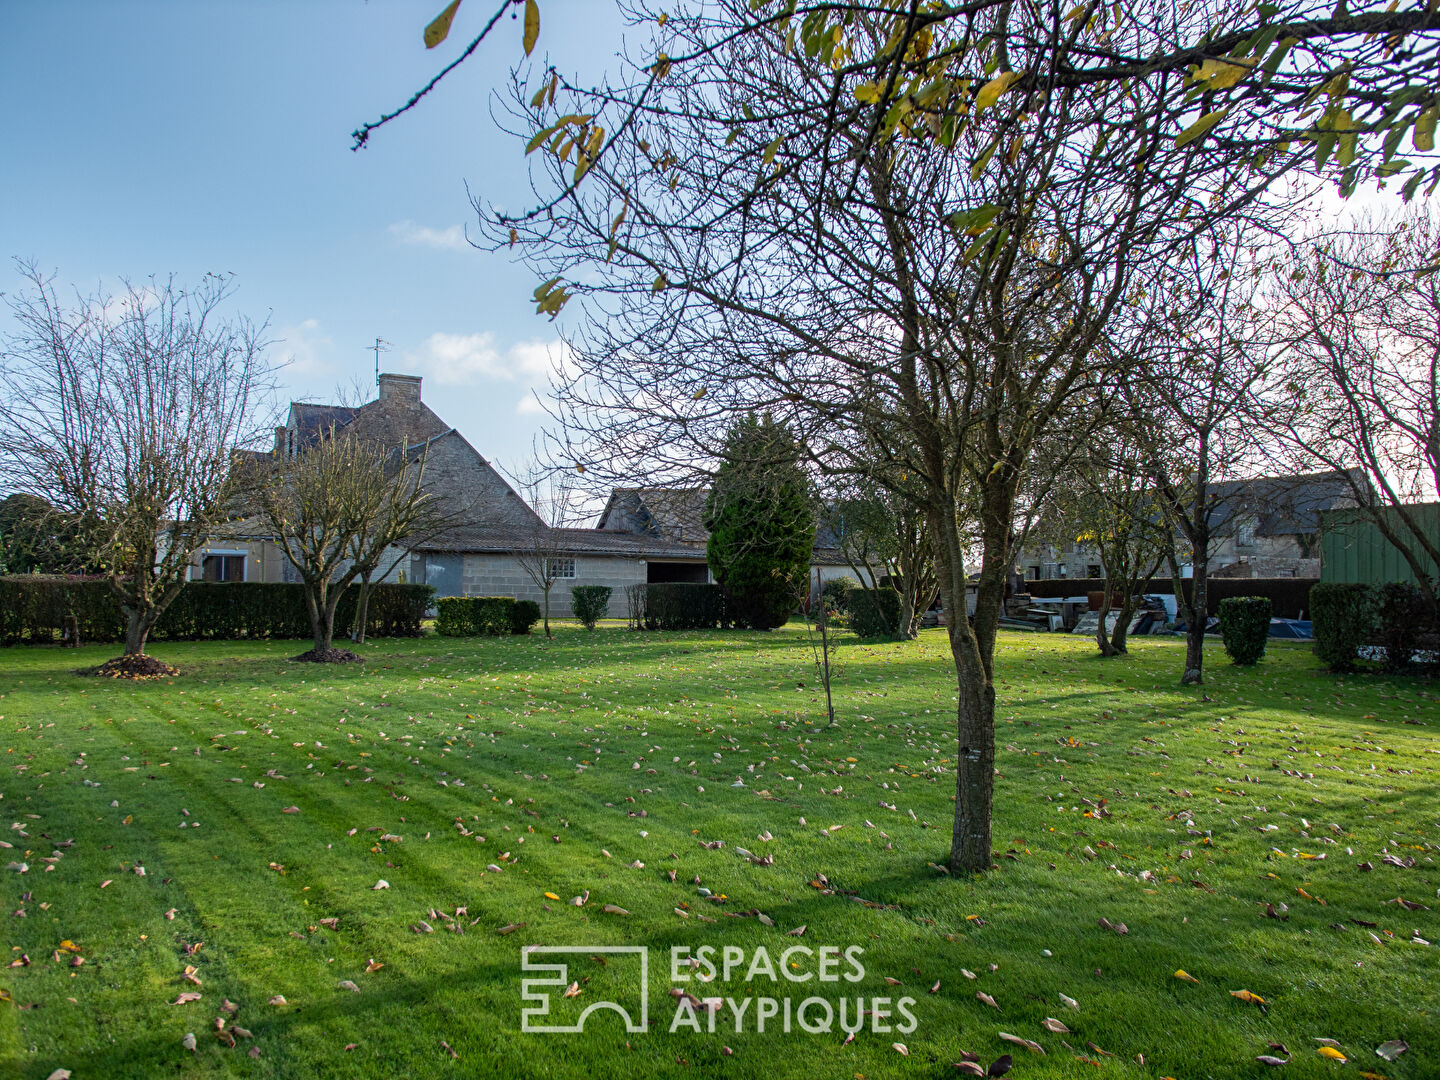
1207, 469, 1363, 536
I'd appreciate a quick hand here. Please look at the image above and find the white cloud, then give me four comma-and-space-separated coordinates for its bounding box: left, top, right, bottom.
403, 333, 573, 420
388, 220, 470, 252
274, 317, 335, 377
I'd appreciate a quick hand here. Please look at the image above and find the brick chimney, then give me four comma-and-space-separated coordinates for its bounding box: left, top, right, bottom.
274, 425, 287, 456
377, 372, 422, 404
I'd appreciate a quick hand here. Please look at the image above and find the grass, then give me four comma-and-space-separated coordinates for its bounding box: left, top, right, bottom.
0, 626, 1435, 1079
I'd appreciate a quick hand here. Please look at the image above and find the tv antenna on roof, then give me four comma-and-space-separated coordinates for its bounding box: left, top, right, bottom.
370, 337, 392, 385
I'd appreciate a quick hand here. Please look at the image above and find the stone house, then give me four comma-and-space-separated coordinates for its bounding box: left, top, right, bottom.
195, 374, 852, 615
1012, 470, 1362, 582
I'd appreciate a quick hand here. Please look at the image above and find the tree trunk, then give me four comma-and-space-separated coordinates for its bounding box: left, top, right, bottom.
542, 585, 552, 639
1109, 596, 1135, 655
948, 629, 995, 872
1095, 591, 1117, 657
352, 570, 373, 645
928, 499, 996, 874
306, 583, 337, 655
1183, 560, 1207, 684
123, 607, 156, 656
897, 587, 915, 640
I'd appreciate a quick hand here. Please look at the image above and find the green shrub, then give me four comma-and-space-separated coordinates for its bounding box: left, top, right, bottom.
571, 585, 612, 630
627, 583, 726, 630
0, 577, 432, 644
1374, 581, 1429, 672
511, 599, 542, 635
847, 588, 903, 638
433, 595, 516, 636
1310, 582, 1373, 672
1219, 595, 1271, 665
821, 576, 857, 615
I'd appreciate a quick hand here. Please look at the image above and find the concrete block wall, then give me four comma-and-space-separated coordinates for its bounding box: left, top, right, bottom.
460, 553, 648, 616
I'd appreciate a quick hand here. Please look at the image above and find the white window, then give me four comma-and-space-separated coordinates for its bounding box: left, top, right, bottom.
548, 557, 575, 579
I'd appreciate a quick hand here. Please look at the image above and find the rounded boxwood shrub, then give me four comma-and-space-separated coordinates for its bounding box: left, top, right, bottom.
1219, 595, 1271, 665
1310, 582, 1373, 672
511, 598, 542, 635
571, 585, 612, 630
821, 576, 857, 615
848, 588, 903, 639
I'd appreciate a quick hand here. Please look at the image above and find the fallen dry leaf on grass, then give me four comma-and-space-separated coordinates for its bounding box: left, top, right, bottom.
1058, 992, 1079, 1009
787, 925, 807, 936
602, 904, 630, 915
892, 1043, 909, 1056
44, 1070, 70, 1080
371, 880, 389, 890
1230, 989, 1266, 1007
268, 995, 287, 1006
1317, 1046, 1347, 1062
1041, 1017, 1070, 1033
1174, 970, 1201, 984
977, 991, 998, 1008
181, 1033, 197, 1052
338, 980, 359, 993
1256, 1055, 1289, 1066
998, 1032, 1044, 1054
1375, 1040, 1408, 1061
1097, 917, 1128, 935
169, 993, 202, 1006
281, 806, 299, 814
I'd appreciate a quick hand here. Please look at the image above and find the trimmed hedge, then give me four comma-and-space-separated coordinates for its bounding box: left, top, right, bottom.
571, 585, 612, 630
1025, 576, 1317, 619
625, 583, 728, 630
512, 599, 542, 635
1310, 582, 1373, 672
1219, 596, 1271, 665
1374, 582, 1430, 671
0, 577, 433, 644
847, 588, 903, 639
434, 595, 517, 637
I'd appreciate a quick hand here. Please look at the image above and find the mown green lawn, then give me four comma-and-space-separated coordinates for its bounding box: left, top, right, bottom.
0, 627, 1435, 1080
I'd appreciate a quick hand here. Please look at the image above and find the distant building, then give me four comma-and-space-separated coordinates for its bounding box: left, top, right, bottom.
1013, 470, 1362, 582
196, 374, 850, 614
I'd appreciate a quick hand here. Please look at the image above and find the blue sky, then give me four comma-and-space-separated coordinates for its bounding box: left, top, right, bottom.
1, 0, 629, 475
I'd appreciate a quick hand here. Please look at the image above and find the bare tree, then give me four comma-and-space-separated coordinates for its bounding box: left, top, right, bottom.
1268, 208, 1440, 619
259, 428, 449, 660
0, 261, 273, 671
484, 2, 1305, 871
830, 479, 938, 639
511, 464, 586, 637
1115, 230, 1278, 682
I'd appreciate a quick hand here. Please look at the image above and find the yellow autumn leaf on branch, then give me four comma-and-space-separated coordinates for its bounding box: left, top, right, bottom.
523, 0, 540, 56
976, 71, 1022, 112
424, 0, 462, 49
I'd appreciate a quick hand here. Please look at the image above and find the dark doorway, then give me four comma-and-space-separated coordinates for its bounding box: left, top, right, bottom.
647, 561, 708, 584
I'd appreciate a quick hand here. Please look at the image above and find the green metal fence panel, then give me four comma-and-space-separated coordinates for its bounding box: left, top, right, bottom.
1320, 504, 1440, 586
